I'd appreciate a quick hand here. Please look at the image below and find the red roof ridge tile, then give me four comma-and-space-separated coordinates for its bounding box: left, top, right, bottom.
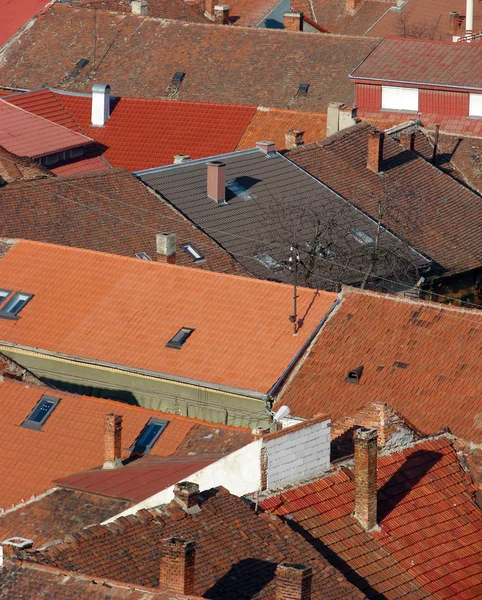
382, 34, 481, 47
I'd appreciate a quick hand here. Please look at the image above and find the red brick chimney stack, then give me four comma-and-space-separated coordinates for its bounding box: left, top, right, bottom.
367, 131, 384, 173
345, 0, 362, 13
204, 0, 215, 18
449, 11, 459, 35
207, 161, 226, 204
285, 130, 305, 149
103, 414, 123, 469
275, 563, 313, 600
173, 481, 201, 514
156, 232, 177, 264
354, 427, 378, 530
283, 10, 304, 31
159, 538, 196, 595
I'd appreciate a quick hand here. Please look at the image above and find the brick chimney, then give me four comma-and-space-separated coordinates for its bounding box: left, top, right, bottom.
214, 4, 230, 23
354, 427, 378, 530
91, 84, 111, 127
131, 0, 148, 15
285, 130, 304, 150
204, 0, 215, 18
367, 131, 384, 173
345, 0, 363, 13
283, 10, 304, 31
173, 481, 201, 514
449, 11, 460, 35
156, 232, 177, 264
159, 538, 196, 595
256, 140, 276, 154
207, 161, 226, 204
275, 563, 312, 600
103, 414, 123, 469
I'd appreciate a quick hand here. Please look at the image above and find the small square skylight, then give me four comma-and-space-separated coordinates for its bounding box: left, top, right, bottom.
135, 252, 152, 261
130, 418, 169, 454
173, 72, 185, 82
298, 83, 310, 95
255, 253, 283, 271
0, 291, 33, 320
21, 395, 60, 431
166, 327, 195, 349
352, 231, 374, 245
76, 59, 89, 68
180, 243, 205, 262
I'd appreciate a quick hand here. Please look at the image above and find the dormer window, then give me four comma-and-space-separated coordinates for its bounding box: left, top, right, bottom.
0, 291, 33, 320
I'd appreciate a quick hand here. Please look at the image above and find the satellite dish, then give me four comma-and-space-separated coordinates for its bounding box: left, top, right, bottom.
273, 405, 291, 422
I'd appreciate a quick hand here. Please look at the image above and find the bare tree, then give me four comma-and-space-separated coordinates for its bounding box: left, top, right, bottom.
394, 10, 442, 40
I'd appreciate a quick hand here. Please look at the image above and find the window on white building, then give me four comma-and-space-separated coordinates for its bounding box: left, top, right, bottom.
382, 86, 419, 112
469, 93, 482, 117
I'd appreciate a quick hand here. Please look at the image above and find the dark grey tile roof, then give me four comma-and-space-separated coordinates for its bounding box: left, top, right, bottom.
137, 149, 430, 291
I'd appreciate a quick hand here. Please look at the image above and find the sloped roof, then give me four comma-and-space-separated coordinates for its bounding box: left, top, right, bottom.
0, 4, 378, 111
0, 377, 253, 508
73, 0, 210, 23
24, 488, 366, 599
0, 145, 50, 184
0, 240, 335, 394
351, 37, 482, 90
261, 436, 482, 599
0, 0, 49, 46
0, 169, 246, 275
286, 120, 482, 275
0, 99, 92, 158
277, 287, 482, 443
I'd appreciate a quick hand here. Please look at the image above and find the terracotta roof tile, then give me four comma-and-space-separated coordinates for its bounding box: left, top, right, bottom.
303, 0, 395, 36
0, 240, 335, 393
0, 4, 378, 112
262, 436, 482, 599
0, 377, 252, 508
0, 0, 49, 46
73, 0, 210, 23
277, 287, 482, 443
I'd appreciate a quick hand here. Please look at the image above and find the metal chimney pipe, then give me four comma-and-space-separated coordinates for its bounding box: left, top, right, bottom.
466, 0, 474, 37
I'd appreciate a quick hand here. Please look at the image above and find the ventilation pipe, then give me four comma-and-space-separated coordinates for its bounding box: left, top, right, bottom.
91, 84, 111, 127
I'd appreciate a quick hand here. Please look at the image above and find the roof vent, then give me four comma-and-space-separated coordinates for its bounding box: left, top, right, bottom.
346, 366, 363, 384
91, 83, 111, 127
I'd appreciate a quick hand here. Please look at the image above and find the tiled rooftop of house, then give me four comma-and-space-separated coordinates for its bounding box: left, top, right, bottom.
0, 377, 253, 508
0, 4, 378, 111
20, 487, 366, 599
351, 37, 482, 90
137, 147, 429, 289
0, 240, 336, 394
0, 146, 50, 185
286, 120, 482, 275
0, 169, 247, 275
0, 99, 92, 159
277, 287, 482, 443
73, 0, 210, 23
0, 0, 49, 46
261, 435, 482, 599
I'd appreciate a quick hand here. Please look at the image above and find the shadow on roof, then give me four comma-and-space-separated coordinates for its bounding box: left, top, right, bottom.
203, 557, 277, 599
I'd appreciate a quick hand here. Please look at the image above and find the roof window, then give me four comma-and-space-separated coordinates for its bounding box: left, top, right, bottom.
173, 72, 185, 83
21, 395, 60, 430
180, 243, 205, 263
255, 253, 283, 271
130, 418, 169, 454
226, 179, 254, 201
352, 230, 374, 245
0, 291, 33, 320
76, 59, 89, 68
166, 327, 195, 349
135, 252, 152, 261
0, 289, 12, 302
298, 83, 310, 95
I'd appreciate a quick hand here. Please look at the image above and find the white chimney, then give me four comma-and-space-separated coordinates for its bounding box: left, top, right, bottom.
466, 0, 474, 37
91, 84, 111, 127
132, 0, 149, 15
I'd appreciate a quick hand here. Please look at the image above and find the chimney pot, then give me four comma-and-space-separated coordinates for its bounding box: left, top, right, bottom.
367, 131, 384, 173
91, 84, 111, 127
156, 232, 177, 264
173, 154, 191, 164
159, 537, 196, 595
173, 481, 200, 514
449, 11, 460, 35
345, 0, 363, 14
103, 413, 123, 469
214, 4, 230, 24
207, 161, 226, 204
354, 427, 378, 530
285, 130, 305, 150
275, 562, 313, 600
283, 11, 304, 31
256, 140, 276, 154
131, 0, 148, 14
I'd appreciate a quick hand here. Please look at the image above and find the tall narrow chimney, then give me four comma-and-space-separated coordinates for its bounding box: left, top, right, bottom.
285, 130, 304, 150
283, 10, 304, 31
214, 4, 230, 23
103, 414, 123, 469
156, 232, 177, 264
173, 481, 201, 514
131, 0, 148, 15
275, 563, 312, 600
367, 131, 384, 173
466, 0, 474, 36
204, 0, 215, 18
91, 84, 111, 127
207, 161, 226, 204
159, 538, 196, 595
449, 11, 459, 36
354, 427, 378, 530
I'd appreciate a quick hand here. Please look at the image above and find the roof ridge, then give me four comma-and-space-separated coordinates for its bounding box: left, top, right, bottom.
384, 35, 482, 48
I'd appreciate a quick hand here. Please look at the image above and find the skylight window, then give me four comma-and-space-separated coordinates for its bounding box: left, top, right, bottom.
166, 327, 195, 349
298, 83, 310, 95
0, 289, 11, 303
352, 231, 374, 245
76, 59, 89, 68
135, 252, 152, 261
180, 243, 205, 263
255, 253, 283, 271
173, 72, 185, 83
21, 395, 60, 430
130, 418, 169, 454
0, 291, 33, 320
226, 179, 254, 201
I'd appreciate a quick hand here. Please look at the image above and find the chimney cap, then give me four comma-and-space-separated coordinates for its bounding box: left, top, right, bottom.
174, 481, 199, 495
162, 537, 196, 550
256, 140, 276, 154
355, 426, 378, 442
346, 365, 363, 383
92, 83, 111, 94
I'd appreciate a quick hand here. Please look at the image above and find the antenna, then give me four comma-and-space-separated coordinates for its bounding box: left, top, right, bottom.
273, 405, 291, 422
288, 246, 300, 335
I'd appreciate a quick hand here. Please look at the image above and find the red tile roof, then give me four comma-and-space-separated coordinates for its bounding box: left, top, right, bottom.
50, 155, 111, 176
261, 436, 482, 599
351, 37, 482, 91
277, 287, 482, 443
73, 0, 210, 23
0, 377, 252, 508
227, 0, 280, 26
0, 0, 49, 46
0, 99, 92, 158
24, 488, 366, 599
0, 240, 336, 394
0, 4, 378, 112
